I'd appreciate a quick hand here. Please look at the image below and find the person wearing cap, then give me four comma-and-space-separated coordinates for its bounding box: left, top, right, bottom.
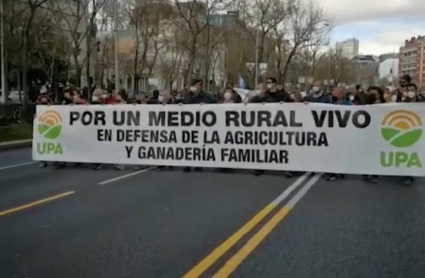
182, 78, 216, 104
182, 78, 217, 173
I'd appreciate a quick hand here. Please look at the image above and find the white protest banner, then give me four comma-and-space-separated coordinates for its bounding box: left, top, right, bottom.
33, 103, 425, 176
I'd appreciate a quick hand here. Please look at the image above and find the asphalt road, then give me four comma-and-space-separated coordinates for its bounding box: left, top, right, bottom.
1, 148, 425, 278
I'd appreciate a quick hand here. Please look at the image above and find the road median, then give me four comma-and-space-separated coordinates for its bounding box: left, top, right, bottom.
0, 139, 32, 151
0, 123, 33, 151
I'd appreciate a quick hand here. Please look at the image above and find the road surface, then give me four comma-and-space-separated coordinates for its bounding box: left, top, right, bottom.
1, 148, 425, 278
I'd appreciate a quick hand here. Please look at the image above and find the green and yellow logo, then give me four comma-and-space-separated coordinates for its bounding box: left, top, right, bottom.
381, 110, 422, 168
381, 110, 422, 147
38, 110, 62, 139
37, 110, 63, 155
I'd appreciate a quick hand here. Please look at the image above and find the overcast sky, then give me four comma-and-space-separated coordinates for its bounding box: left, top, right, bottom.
321, 0, 425, 55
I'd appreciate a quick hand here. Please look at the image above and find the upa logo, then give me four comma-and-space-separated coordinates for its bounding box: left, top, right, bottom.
37, 110, 63, 155
380, 110, 422, 168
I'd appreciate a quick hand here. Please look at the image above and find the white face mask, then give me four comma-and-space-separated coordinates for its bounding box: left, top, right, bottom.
92, 96, 99, 102
158, 96, 164, 103
312, 86, 320, 93
224, 92, 232, 101
349, 95, 354, 101
407, 91, 416, 99
102, 94, 108, 99
190, 86, 197, 92
266, 84, 273, 89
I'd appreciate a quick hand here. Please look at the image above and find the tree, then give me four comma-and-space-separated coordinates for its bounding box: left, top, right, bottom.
314, 49, 360, 85
275, 0, 331, 83
86, 0, 107, 93
251, 0, 292, 66
22, 0, 49, 109
52, 0, 106, 89
167, 0, 230, 85
30, 12, 70, 84
125, 0, 165, 93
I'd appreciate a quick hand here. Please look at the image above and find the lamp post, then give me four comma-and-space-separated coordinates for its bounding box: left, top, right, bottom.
114, 0, 119, 93
254, 28, 259, 88
1, 0, 6, 103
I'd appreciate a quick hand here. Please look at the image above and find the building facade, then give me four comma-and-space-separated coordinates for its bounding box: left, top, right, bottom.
351, 55, 379, 85
399, 36, 425, 88
336, 38, 359, 59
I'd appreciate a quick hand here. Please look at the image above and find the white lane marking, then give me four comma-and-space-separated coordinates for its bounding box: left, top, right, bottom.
99, 167, 156, 185
270, 172, 311, 206
0, 161, 37, 171
287, 173, 322, 207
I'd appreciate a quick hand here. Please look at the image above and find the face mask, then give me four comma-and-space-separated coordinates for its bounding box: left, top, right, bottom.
176, 94, 182, 100
158, 96, 164, 103
312, 86, 319, 93
190, 86, 197, 92
266, 84, 272, 89
92, 96, 99, 102
224, 92, 232, 101
332, 96, 338, 102
103, 94, 109, 99
407, 91, 416, 99
349, 95, 354, 101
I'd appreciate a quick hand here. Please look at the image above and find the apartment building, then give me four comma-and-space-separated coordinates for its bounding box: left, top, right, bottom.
336, 38, 359, 59
399, 36, 425, 88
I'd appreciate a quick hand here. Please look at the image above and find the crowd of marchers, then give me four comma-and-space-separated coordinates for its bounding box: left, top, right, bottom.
34, 74, 422, 187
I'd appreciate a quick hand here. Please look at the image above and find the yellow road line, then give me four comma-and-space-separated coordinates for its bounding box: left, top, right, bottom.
182, 204, 275, 278
212, 174, 322, 278
182, 172, 311, 278
212, 205, 292, 278
0, 191, 75, 217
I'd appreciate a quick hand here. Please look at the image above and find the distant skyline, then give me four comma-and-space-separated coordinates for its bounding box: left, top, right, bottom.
320, 0, 425, 55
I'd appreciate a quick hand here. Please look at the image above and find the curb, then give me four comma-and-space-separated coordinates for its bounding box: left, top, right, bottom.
0, 139, 32, 151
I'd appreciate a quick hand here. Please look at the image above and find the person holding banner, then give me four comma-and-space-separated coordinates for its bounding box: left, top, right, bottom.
182, 78, 217, 173
304, 81, 330, 103
401, 82, 420, 186
102, 89, 116, 105
325, 87, 352, 181
249, 77, 293, 178
224, 82, 242, 103
182, 78, 217, 105
249, 77, 292, 103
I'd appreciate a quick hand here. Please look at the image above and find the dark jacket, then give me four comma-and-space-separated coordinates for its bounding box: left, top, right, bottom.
304, 92, 330, 103
182, 91, 217, 104
352, 93, 367, 105
250, 89, 292, 103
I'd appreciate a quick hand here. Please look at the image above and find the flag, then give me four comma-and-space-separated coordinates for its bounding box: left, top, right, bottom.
238, 73, 246, 89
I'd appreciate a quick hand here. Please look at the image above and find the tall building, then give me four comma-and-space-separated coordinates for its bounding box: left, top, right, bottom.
399, 36, 425, 87
336, 38, 359, 59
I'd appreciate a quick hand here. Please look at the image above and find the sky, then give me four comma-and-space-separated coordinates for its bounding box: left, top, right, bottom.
321, 0, 425, 55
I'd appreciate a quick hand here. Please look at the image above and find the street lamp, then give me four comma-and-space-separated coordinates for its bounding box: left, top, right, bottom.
1, 0, 6, 103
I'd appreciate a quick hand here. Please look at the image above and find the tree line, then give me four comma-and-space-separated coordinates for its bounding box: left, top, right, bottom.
0, 0, 368, 104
